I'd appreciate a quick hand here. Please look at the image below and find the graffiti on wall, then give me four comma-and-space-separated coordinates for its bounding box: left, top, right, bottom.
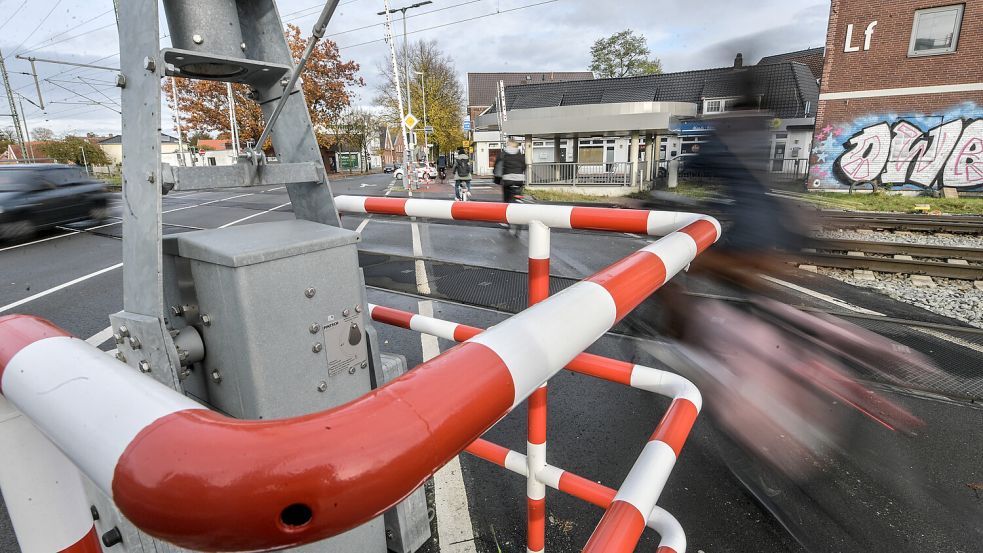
810, 102, 983, 191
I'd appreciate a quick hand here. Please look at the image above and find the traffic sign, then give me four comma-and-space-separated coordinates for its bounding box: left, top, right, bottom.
423, 125, 434, 133
462, 140, 471, 147
463, 120, 471, 131
403, 113, 418, 130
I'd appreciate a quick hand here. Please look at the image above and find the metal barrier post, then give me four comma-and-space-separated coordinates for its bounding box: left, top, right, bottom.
526, 220, 550, 553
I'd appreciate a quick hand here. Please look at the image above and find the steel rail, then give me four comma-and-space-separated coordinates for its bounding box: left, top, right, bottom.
818, 213, 983, 234
0, 215, 719, 552
790, 251, 983, 280
806, 238, 983, 262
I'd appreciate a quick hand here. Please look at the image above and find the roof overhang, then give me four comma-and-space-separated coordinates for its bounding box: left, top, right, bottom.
477, 101, 698, 137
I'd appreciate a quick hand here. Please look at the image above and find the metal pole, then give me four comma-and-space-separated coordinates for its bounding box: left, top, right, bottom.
401, 9, 416, 189
226, 82, 240, 158
418, 71, 429, 169
17, 96, 33, 162
526, 220, 550, 553
171, 77, 190, 167
382, 0, 412, 191
0, 49, 27, 160
250, 0, 341, 162
80, 146, 89, 174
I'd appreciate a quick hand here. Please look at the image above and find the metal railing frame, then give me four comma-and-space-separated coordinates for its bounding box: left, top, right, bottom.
0, 198, 720, 553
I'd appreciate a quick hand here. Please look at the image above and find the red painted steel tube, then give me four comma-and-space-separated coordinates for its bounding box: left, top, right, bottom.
373, 305, 699, 553
334, 195, 721, 239
463, 438, 683, 552
0, 208, 715, 552
526, 221, 550, 553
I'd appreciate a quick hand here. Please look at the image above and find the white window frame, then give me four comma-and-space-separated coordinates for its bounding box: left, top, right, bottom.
703, 97, 738, 114
908, 4, 964, 57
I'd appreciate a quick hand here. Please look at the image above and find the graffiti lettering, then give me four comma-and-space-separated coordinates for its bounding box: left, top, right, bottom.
943, 120, 983, 188
835, 123, 890, 182
835, 118, 983, 189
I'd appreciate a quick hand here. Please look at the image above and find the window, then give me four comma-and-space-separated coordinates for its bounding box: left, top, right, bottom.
703, 98, 739, 114
909, 4, 964, 56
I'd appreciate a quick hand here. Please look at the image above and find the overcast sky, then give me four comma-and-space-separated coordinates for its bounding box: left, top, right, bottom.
0, 0, 829, 138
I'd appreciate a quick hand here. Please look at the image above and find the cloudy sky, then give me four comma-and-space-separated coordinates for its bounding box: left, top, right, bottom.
0, 0, 829, 138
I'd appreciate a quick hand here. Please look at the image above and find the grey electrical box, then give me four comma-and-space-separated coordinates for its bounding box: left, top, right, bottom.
161, 219, 385, 552
162, 219, 373, 417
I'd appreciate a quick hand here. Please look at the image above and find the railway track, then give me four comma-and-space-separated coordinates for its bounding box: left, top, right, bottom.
790, 238, 983, 280
817, 211, 983, 234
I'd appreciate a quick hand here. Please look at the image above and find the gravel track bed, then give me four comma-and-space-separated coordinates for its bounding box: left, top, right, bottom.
814, 228, 983, 249
814, 267, 983, 329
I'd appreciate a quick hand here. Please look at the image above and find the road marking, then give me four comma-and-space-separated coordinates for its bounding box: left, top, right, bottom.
759, 275, 883, 315
86, 326, 115, 347
410, 221, 431, 294
0, 263, 123, 314
217, 201, 292, 228
264, 186, 286, 192
419, 299, 477, 553
355, 218, 371, 235
163, 192, 255, 214
0, 193, 256, 253
761, 274, 983, 357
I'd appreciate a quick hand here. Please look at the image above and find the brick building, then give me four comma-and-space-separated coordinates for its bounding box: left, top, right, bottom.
810, 0, 983, 191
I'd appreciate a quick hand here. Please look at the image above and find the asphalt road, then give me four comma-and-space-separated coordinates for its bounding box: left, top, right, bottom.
1, 170, 981, 552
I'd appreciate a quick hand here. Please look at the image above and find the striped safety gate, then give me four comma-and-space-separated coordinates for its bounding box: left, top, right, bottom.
0, 198, 720, 553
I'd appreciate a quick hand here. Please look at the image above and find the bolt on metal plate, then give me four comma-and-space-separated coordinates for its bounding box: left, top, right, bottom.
305, 287, 316, 298
312, 342, 323, 353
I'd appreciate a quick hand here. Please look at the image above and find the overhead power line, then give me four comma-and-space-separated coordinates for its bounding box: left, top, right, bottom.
338, 0, 560, 50
4, 0, 66, 60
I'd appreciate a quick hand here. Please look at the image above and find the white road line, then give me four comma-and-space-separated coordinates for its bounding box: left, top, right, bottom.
163, 192, 255, 214
0, 193, 256, 253
759, 275, 883, 315
0, 263, 123, 314
217, 201, 291, 229
419, 300, 477, 553
355, 218, 371, 235
264, 186, 286, 192
761, 274, 983, 356
0, 230, 80, 252
85, 326, 115, 347
410, 221, 431, 294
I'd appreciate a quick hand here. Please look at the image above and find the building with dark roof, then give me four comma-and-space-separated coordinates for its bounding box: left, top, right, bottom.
467, 71, 594, 123
758, 47, 825, 82
471, 58, 819, 190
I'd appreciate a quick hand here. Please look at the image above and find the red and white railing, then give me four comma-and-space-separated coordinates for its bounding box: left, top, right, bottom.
366, 303, 700, 553
0, 198, 719, 552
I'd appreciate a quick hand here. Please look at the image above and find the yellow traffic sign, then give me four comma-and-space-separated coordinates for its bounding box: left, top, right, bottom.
462, 140, 471, 147
403, 113, 418, 130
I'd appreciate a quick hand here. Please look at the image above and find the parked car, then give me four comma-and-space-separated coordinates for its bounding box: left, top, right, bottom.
383, 164, 395, 173
0, 164, 111, 241
414, 163, 437, 179
394, 165, 404, 179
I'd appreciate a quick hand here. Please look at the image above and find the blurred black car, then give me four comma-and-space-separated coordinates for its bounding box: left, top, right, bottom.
383, 164, 395, 173
0, 164, 111, 241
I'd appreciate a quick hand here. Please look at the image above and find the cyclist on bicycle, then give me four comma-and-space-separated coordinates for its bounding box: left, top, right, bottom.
453, 148, 473, 201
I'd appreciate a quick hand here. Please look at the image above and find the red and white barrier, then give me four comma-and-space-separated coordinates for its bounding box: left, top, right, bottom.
0, 395, 101, 553
334, 195, 721, 238
366, 303, 701, 553
0, 211, 716, 552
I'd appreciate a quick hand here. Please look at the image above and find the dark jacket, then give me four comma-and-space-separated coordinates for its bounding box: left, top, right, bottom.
495, 145, 526, 184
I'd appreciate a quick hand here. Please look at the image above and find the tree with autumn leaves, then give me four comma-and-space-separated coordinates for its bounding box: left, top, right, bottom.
375, 40, 466, 157
163, 24, 363, 151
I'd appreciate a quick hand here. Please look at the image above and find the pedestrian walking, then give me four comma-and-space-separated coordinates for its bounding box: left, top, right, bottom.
493, 139, 527, 234
453, 148, 473, 201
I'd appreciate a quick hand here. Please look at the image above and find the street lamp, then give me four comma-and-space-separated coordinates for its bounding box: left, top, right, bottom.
378, 1, 431, 188
415, 70, 430, 168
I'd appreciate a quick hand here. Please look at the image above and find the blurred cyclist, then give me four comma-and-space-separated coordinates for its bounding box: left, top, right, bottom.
493, 139, 527, 234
